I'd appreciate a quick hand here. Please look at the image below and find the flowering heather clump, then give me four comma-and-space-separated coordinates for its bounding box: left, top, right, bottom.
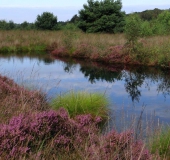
51, 47, 68, 57
73, 43, 93, 58
0, 75, 153, 159
103, 45, 126, 64
0, 75, 48, 123
85, 130, 152, 160
0, 108, 101, 159
0, 107, 153, 159
102, 130, 151, 159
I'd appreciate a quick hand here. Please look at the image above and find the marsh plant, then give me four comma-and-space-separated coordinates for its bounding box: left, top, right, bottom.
50, 90, 109, 120
149, 126, 170, 158
124, 14, 144, 55
0, 75, 48, 123
0, 75, 168, 159
0, 108, 151, 160
62, 27, 80, 54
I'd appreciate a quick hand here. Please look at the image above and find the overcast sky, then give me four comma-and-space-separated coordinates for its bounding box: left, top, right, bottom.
0, 0, 170, 23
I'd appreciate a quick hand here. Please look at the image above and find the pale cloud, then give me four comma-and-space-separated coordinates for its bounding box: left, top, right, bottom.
0, 0, 170, 23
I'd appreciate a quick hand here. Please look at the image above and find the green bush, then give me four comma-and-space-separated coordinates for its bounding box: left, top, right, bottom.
50, 90, 109, 119
124, 14, 142, 44
141, 21, 153, 36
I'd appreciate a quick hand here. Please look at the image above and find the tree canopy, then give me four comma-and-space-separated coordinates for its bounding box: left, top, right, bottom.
35, 12, 58, 30
78, 0, 125, 33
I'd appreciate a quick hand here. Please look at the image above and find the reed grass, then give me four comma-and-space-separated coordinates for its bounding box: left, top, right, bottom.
50, 90, 109, 120
149, 126, 170, 159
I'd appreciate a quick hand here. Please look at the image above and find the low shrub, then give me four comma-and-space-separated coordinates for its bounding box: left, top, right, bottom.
0, 108, 101, 159
0, 108, 152, 159
0, 75, 48, 123
50, 90, 109, 120
85, 130, 151, 160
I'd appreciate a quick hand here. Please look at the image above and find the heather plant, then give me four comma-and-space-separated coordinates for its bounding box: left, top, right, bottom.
72, 43, 93, 58
50, 90, 109, 120
0, 75, 48, 123
0, 108, 101, 159
84, 130, 152, 160
0, 107, 153, 159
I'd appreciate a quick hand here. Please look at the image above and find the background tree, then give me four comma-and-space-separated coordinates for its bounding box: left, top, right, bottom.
139, 8, 162, 21
157, 10, 170, 32
0, 20, 10, 30
8, 21, 15, 30
78, 0, 125, 33
70, 14, 80, 23
35, 12, 57, 30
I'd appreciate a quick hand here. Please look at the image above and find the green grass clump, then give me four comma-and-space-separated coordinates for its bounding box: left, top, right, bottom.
50, 90, 109, 119
150, 127, 170, 158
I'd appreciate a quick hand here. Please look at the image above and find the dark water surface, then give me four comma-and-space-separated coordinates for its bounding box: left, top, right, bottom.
0, 54, 170, 130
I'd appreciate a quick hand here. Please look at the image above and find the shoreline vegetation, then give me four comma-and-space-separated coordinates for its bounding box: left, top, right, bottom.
1, 3, 170, 158
0, 73, 169, 159
0, 30, 170, 69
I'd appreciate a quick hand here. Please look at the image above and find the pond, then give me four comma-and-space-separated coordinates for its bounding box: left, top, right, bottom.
0, 53, 170, 131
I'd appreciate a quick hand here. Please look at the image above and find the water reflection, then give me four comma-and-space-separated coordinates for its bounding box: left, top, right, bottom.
0, 54, 170, 125
0, 52, 55, 65
56, 57, 170, 103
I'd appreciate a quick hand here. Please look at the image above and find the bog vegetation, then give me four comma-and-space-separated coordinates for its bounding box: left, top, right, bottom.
50, 90, 109, 119
0, 0, 170, 159
0, 2, 170, 68
1, 74, 169, 159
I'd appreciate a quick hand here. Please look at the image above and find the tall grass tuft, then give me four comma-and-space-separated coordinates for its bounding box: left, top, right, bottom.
149, 126, 170, 158
50, 90, 109, 120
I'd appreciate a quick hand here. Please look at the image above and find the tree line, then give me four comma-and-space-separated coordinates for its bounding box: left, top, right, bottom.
0, 0, 170, 35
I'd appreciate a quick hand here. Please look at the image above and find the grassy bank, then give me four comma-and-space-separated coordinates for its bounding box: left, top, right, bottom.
0, 30, 125, 53
0, 75, 170, 159
1, 30, 170, 68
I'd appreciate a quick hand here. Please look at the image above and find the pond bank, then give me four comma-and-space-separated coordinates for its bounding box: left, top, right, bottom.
0, 74, 165, 159
0, 30, 170, 69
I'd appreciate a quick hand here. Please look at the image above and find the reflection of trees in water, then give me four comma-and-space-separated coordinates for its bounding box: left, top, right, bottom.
156, 71, 170, 98
123, 68, 170, 102
0, 53, 55, 65
78, 63, 170, 102
80, 66, 121, 83
43, 57, 55, 65
123, 71, 144, 102
63, 62, 77, 73
54, 57, 170, 103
